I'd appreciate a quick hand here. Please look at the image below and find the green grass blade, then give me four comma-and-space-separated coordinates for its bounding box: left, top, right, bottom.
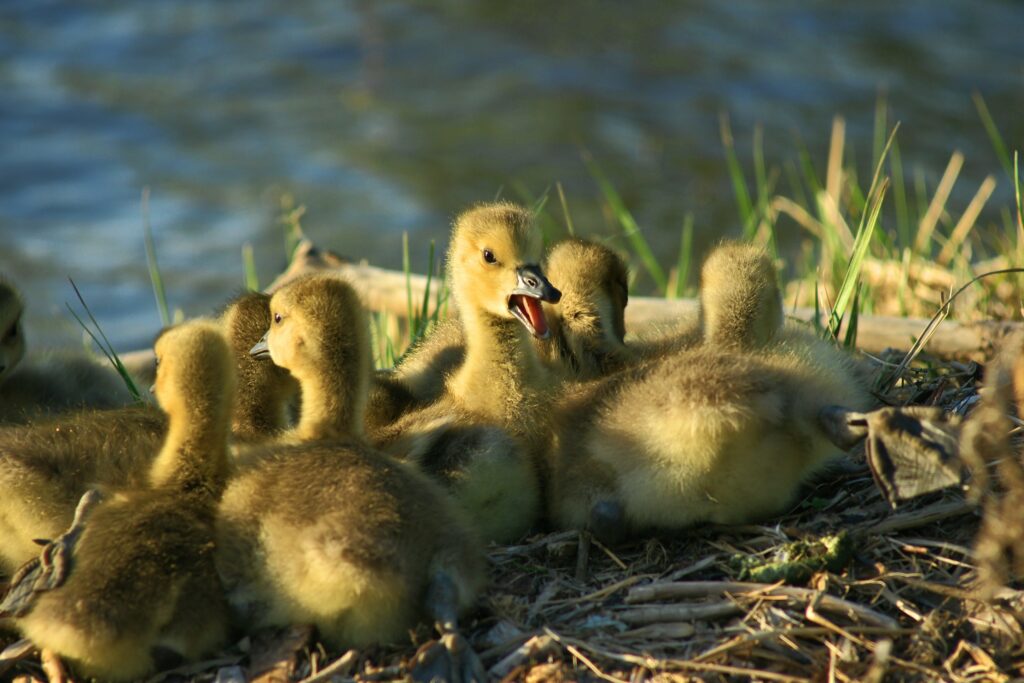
66, 278, 143, 402
1015, 151, 1023, 237
414, 240, 437, 341
783, 159, 810, 209
242, 242, 259, 292
795, 137, 824, 199
585, 155, 668, 292
827, 179, 888, 339
512, 182, 561, 245
1015, 152, 1023, 283
720, 113, 754, 229
671, 213, 694, 300
278, 195, 306, 264
141, 188, 170, 327
825, 120, 898, 334
435, 267, 450, 322
889, 137, 910, 250
556, 181, 575, 236
750, 124, 768, 241
973, 92, 1013, 178
842, 284, 861, 349
402, 231, 415, 329
813, 284, 824, 336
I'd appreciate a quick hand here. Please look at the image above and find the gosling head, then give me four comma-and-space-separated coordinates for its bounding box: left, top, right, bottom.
220, 292, 297, 425
546, 239, 630, 345
448, 202, 561, 339
699, 242, 783, 349
252, 275, 370, 391
152, 320, 236, 428
0, 279, 26, 384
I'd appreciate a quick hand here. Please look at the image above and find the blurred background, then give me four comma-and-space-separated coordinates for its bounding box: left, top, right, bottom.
1, 0, 1022, 351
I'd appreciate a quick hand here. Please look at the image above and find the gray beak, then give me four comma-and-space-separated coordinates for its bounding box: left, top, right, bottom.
512, 264, 561, 303
507, 264, 561, 340
250, 332, 271, 360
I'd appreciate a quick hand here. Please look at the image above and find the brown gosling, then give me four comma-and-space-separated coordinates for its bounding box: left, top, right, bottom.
217, 274, 485, 677
1, 320, 234, 681
219, 291, 298, 442
370, 203, 561, 543
548, 242, 873, 543
0, 292, 296, 576
538, 238, 633, 378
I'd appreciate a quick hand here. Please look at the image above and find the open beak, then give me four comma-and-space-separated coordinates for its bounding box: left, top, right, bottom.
250, 331, 271, 360
507, 264, 561, 340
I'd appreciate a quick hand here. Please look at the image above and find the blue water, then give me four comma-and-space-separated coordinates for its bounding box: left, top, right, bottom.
1, 0, 1021, 351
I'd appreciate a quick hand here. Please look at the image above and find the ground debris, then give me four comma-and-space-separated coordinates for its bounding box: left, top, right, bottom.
6, 352, 1024, 681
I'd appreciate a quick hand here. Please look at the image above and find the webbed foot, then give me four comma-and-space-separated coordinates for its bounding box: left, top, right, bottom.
410, 631, 484, 683
589, 499, 627, 546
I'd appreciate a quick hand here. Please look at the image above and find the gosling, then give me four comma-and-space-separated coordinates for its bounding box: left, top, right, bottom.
216, 274, 486, 680
0, 320, 234, 681
548, 242, 873, 543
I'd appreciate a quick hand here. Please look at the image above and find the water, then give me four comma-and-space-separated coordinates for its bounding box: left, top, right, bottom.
1, 0, 1021, 352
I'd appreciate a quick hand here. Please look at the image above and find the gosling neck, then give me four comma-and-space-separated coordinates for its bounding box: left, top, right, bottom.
449, 306, 547, 426
151, 406, 232, 498
292, 352, 369, 442
232, 383, 294, 440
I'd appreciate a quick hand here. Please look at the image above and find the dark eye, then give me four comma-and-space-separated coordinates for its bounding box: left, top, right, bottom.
483, 249, 496, 264
154, 356, 161, 368
274, 313, 282, 324
3, 323, 16, 342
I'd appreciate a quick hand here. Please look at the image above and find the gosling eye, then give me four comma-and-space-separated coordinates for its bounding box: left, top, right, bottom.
274, 313, 282, 324
482, 249, 496, 264
3, 322, 16, 343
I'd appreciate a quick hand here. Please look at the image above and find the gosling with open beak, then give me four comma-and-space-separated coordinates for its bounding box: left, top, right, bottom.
507, 264, 561, 340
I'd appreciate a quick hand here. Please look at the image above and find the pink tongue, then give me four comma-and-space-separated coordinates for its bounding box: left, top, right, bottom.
520, 296, 548, 337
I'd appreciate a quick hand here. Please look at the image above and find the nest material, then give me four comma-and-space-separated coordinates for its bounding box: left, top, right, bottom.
3, 353, 1024, 683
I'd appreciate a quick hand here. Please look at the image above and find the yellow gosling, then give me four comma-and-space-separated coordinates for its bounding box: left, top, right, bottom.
2, 320, 234, 681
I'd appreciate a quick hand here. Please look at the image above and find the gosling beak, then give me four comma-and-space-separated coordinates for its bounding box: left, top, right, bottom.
250, 332, 271, 360
507, 264, 561, 340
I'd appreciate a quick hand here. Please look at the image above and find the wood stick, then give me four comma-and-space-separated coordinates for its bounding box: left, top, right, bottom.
619, 622, 697, 640
624, 581, 899, 629
488, 634, 557, 679
297, 650, 358, 683
270, 241, 1021, 359
544, 629, 813, 683
617, 601, 742, 624
861, 499, 974, 535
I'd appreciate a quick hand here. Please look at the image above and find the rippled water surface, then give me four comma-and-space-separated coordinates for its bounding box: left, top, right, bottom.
1, 0, 1022, 350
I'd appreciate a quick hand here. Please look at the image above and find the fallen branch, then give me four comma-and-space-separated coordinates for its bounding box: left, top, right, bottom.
488, 634, 558, 679
624, 581, 899, 629
617, 600, 742, 625
271, 241, 1022, 359
860, 499, 974, 535
543, 628, 813, 683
